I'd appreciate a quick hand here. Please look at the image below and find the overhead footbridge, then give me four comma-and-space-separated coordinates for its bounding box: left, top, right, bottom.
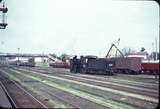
0, 53, 48, 58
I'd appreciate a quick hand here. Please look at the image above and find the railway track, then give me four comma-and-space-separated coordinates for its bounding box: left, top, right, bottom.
57, 75, 158, 98
1, 69, 110, 109
1, 66, 159, 109
18, 68, 158, 102
0, 73, 48, 108
38, 88, 81, 109
18, 66, 159, 93
4, 67, 159, 108
21, 66, 159, 86
74, 74, 159, 89
17, 67, 158, 101
0, 81, 16, 108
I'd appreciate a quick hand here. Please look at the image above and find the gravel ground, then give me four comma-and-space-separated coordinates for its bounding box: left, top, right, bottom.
0, 73, 49, 108
8, 68, 135, 109
0, 66, 159, 109
23, 66, 159, 85
17, 66, 159, 90
19, 66, 159, 95
1, 68, 112, 109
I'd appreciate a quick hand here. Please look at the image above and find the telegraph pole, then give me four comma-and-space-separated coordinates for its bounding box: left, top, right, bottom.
18, 48, 20, 62
155, 37, 157, 60
152, 42, 154, 60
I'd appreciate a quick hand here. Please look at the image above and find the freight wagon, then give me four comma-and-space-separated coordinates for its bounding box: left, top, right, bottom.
18, 58, 35, 67
49, 62, 70, 68
9, 58, 35, 67
111, 57, 142, 74
141, 60, 159, 75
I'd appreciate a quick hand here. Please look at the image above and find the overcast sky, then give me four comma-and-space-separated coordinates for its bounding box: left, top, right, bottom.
0, 0, 159, 56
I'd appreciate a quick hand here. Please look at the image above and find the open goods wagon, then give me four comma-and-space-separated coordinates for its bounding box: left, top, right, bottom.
49, 62, 70, 68
141, 60, 159, 75
110, 57, 142, 74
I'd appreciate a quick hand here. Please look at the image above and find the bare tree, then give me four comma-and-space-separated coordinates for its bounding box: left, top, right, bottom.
150, 52, 160, 60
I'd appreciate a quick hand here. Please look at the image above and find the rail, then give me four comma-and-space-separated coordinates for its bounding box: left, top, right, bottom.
0, 75, 48, 108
